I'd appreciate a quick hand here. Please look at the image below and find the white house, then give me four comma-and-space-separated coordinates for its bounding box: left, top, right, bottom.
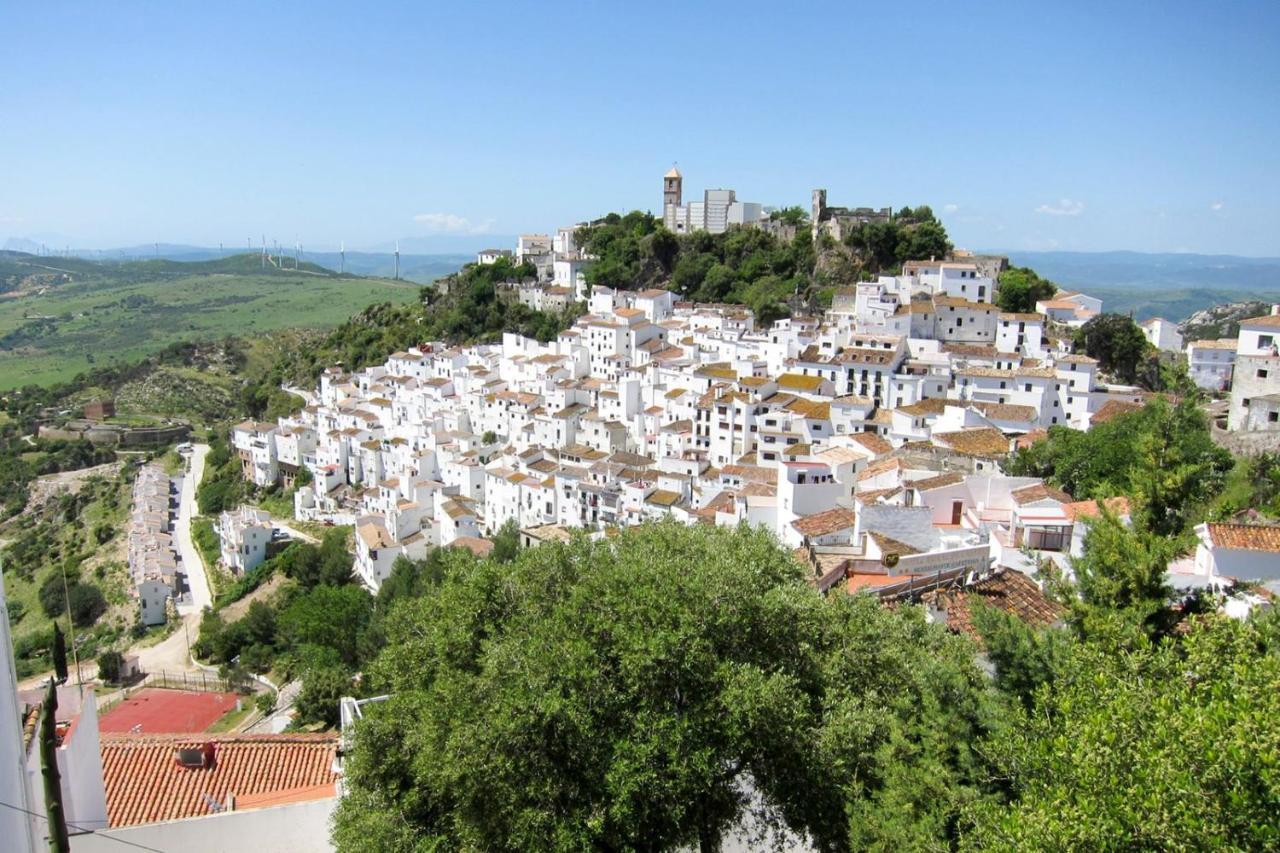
218, 506, 273, 574
1186, 338, 1237, 392
137, 578, 171, 627
1140, 317, 1183, 353
1193, 522, 1280, 583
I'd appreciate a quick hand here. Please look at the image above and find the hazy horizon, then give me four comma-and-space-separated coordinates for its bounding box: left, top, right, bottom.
3, 1, 1278, 258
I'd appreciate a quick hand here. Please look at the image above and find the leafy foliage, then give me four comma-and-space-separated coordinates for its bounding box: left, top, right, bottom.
1073, 313, 1153, 386
995, 267, 1056, 314
964, 614, 1280, 850
334, 522, 996, 852
1006, 396, 1231, 534
96, 650, 124, 684
843, 207, 952, 275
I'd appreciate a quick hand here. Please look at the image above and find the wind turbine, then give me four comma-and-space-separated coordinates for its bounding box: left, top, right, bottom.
394, 240, 400, 280
340, 241, 345, 274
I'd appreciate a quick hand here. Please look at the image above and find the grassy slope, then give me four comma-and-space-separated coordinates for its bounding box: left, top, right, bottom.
0, 253, 421, 388
2, 469, 134, 677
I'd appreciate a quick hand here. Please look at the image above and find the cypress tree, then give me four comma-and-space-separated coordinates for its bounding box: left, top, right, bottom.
39, 680, 71, 853
51, 623, 68, 684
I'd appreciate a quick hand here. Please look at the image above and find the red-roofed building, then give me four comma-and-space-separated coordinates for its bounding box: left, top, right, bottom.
99, 733, 339, 829
1194, 522, 1280, 583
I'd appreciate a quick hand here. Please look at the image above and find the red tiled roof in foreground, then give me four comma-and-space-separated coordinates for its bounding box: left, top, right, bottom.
100, 733, 339, 828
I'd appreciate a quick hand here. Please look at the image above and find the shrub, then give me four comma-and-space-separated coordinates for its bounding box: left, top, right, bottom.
97, 650, 124, 684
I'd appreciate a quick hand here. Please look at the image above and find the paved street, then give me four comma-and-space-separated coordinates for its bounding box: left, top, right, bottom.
174, 443, 211, 614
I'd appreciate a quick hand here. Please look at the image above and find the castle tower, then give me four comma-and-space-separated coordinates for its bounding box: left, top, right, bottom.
664, 165, 683, 208
811, 188, 827, 239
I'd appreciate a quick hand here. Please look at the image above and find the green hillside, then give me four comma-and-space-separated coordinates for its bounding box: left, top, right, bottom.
0, 251, 422, 389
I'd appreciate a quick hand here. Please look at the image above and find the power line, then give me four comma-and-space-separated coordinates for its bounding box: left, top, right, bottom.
0, 800, 168, 853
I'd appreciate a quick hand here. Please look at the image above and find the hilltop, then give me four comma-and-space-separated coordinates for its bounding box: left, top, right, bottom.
0, 252, 425, 389
1179, 300, 1275, 342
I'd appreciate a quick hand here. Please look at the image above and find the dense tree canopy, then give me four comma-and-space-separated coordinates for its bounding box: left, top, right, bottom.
994, 267, 1056, 314
1006, 396, 1231, 534
964, 613, 1280, 850
843, 207, 952, 275
334, 522, 996, 853
1073, 313, 1152, 385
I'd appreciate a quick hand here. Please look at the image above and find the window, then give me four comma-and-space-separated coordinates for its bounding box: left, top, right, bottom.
1260, 335, 1274, 348
1271, 412, 1279, 423
1259, 369, 1270, 379
1024, 383, 1032, 392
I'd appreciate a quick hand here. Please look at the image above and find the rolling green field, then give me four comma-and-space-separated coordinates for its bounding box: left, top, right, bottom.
0, 252, 424, 389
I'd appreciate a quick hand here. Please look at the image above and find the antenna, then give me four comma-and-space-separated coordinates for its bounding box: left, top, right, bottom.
394, 240, 400, 280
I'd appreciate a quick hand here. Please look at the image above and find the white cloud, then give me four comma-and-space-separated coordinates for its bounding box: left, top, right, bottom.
411, 213, 494, 234
1210, 201, 1224, 212
943, 203, 959, 214
1034, 199, 1085, 217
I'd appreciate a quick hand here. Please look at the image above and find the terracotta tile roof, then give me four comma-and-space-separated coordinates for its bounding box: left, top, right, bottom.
1206, 523, 1280, 552
1188, 338, 1238, 350
791, 507, 857, 537
849, 432, 893, 456
1091, 399, 1144, 424
1063, 496, 1131, 520
1014, 428, 1048, 450
1011, 482, 1072, 505
777, 373, 824, 391
970, 401, 1038, 422
923, 569, 1064, 640
933, 427, 1010, 458
1240, 313, 1280, 329
896, 397, 948, 416
100, 733, 339, 828
909, 471, 965, 492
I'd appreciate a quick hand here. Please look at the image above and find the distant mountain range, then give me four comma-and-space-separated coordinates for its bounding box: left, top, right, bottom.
4, 237, 1275, 321
1, 239, 471, 284
1003, 251, 1280, 322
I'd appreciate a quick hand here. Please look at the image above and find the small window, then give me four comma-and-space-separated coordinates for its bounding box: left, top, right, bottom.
1259, 369, 1269, 379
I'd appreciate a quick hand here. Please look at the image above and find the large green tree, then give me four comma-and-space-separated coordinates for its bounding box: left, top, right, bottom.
1005, 396, 1230, 534
1073, 313, 1151, 385
333, 522, 996, 852
963, 614, 1280, 850
994, 267, 1056, 314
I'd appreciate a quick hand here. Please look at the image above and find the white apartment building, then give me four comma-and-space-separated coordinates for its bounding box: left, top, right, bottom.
1186, 338, 1237, 392
218, 506, 274, 574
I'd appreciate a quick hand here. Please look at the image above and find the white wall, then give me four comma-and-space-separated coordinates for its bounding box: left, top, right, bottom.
71, 798, 336, 853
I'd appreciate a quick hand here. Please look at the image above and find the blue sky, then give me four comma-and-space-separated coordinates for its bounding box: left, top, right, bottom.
2, 0, 1278, 256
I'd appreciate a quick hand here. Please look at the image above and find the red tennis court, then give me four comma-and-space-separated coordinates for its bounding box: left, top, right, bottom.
99, 689, 240, 734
